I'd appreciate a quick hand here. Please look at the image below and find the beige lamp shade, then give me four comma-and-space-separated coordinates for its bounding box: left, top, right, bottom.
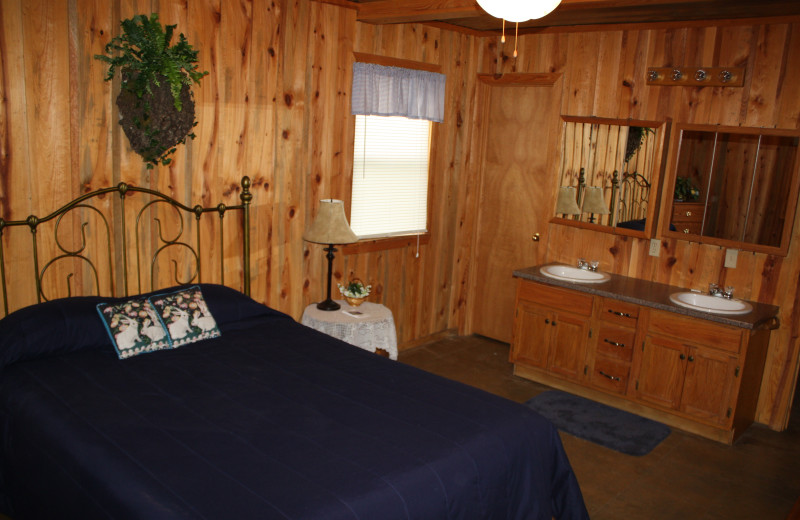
582, 187, 610, 215
555, 186, 582, 215
303, 199, 359, 245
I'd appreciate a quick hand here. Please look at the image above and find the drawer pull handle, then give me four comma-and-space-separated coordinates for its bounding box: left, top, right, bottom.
599, 370, 621, 382
685, 210, 692, 217
680, 353, 686, 360
608, 310, 631, 318
603, 338, 625, 348
683, 228, 690, 234
688, 355, 694, 362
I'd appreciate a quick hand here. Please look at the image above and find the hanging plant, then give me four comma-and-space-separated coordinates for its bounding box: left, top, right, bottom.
624, 126, 656, 163
95, 13, 208, 168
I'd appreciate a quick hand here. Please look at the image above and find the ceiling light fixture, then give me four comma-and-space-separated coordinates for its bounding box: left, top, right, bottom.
477, 0, 562, 57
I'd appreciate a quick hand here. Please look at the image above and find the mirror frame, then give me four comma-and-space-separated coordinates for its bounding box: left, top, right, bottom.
550, 116, 669, 239
658, 123, 800, 256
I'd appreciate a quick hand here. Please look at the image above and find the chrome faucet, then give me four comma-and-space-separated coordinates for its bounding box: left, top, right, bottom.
709, 283, 735, 299
577, 259, 600, 272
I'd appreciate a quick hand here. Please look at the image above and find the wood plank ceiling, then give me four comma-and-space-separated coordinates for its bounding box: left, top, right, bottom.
342, 0, 800, 33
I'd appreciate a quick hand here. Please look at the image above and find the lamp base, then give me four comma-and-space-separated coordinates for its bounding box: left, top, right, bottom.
316, 298, 340, 311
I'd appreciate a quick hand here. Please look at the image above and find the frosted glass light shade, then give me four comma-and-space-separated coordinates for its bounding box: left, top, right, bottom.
476, 0, 562, 22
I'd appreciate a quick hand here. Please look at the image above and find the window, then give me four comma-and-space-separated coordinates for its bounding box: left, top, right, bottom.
350, 114, 432, 239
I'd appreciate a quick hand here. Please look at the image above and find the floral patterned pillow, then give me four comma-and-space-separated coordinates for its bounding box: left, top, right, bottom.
97, 297, 171, 359
150, 286, 221, 348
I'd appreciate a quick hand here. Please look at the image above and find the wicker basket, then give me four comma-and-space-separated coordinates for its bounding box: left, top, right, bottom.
343, 278, 368, 307
345, 296, 365, 307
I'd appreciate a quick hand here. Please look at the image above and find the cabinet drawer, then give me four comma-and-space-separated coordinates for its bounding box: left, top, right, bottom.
599, 298, 639, 328
648, 310, 743, 353
517, 280, 593, 316
671, 202, 704, 222
596, 324, 635, 361
591, 357, 630, 395
676, 222, 703, 235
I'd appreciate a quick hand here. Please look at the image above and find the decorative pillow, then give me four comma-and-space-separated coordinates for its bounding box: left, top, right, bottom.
150, 286, 221, 347
97, 298, 171, 359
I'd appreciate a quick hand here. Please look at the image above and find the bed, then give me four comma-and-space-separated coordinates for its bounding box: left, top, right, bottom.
0, 179, 588, 519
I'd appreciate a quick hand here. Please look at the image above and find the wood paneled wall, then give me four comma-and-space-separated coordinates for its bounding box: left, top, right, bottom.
0, 0, 482, 343
1, 0, 798, 429
483, 23, 800, 429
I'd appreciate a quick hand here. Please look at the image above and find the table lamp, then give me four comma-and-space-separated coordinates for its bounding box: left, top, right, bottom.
582, 186, 610, 224
303, 199, 358, 311
555, 186, 582, 217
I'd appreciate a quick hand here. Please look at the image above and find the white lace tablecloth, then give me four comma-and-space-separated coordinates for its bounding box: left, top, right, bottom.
301, 301, 398, 360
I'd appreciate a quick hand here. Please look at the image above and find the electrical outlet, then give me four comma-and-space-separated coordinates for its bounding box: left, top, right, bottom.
725, 248, 738, 268
649, 238, 661, 257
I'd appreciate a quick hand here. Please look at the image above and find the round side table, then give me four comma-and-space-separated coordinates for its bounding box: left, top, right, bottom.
301, 300, 398, 360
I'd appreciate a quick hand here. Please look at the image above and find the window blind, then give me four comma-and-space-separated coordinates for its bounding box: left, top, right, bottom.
350, 115, 431, 238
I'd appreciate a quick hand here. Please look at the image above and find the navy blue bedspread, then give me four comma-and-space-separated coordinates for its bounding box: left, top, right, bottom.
0, 286, 587, 519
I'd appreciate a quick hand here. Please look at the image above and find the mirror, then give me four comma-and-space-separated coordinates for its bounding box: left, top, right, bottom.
551, 116, 667, 237
660, 124, 800, 255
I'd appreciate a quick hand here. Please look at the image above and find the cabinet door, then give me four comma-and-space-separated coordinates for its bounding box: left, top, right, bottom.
636, 335, 687, 410
681, 348, 738, 425
510, 301, 552, 368
547, 311, 590, 381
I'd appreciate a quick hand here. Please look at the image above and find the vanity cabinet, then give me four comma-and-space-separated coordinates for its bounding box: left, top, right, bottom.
510, 274, 775, 443
510, 282, 593, 383
636, 310, 743, 426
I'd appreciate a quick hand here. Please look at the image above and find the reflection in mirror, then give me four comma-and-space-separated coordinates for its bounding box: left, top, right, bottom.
555, 117, 664, 236
665, 124, 800, 254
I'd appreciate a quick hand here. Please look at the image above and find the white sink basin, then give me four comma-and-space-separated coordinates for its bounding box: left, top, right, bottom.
669, 292, 753, 315
539, 264, 611, 284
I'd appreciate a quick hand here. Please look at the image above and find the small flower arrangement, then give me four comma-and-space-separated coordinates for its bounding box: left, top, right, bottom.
338, 279, 371, 299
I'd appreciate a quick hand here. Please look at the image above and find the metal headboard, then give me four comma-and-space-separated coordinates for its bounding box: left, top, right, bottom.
0, 176, 252, 317
616, 171, 651, 224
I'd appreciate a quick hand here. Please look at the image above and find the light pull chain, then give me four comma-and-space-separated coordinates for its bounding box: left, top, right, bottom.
500, 19, 519, 58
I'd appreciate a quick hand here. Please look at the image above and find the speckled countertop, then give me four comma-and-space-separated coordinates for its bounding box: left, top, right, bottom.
514, 264, 780, 330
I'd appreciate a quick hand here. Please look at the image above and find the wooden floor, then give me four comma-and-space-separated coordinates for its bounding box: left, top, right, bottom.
400, 334, 800, 520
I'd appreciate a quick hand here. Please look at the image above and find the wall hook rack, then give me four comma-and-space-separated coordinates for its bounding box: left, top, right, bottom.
646, 66, 744, 87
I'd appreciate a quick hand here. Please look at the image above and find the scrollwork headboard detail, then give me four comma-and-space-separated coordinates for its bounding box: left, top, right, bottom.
0, 176, 252, 317
615, 171, 651, 224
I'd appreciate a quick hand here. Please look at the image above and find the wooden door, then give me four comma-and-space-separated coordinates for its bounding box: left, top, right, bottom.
547, 311, 590, 381
636, 335, 687, 410
681, 347, 738, 425
470, 82, 562, 342
510, 301, 552, 368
